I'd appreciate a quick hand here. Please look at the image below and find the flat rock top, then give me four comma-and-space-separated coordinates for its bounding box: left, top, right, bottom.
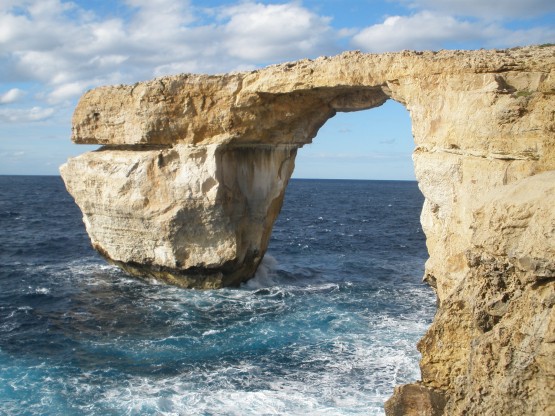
71, 45, 555, 146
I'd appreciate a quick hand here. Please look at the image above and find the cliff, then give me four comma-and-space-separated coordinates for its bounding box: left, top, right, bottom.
60, 45, 555, 415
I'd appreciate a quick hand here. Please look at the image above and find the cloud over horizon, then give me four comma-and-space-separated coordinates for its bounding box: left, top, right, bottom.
0, 106, 55, 123
402, 0, 555, 19
352, 1, 555, 52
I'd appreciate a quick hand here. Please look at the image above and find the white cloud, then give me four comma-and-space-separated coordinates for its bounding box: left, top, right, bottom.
353, 12, 483, 52
124, 0, 195, 38
352, 11, 555, 52
27, 0, 74, 18
220, 2, 336, 61
402, 0, 555, 20
0, 1, 25, 12
0, 106, 55, 123
0, 0, 339, 105
0, 88, 25, 104
48, 82, 89, 104
0, 1, 77, 55
501, 26, 555, 47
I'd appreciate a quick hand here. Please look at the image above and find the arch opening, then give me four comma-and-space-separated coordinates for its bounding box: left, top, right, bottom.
295, 100, 415, 181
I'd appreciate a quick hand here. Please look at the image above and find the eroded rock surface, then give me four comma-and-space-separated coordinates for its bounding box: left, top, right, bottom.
60, 45, 555, 415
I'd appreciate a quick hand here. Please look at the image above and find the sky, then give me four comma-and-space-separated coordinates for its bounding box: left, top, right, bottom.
0, 1, 554, 179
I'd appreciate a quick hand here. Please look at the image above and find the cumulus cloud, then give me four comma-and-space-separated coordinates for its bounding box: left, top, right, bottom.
402, 0, 555, 19
0, 0, 339, 107
0, 88, 25, 104
352, 10, 555, 52
353, 12, 483, 52
48, 82, 89, 104
220, 2, 335, 61
0, 106, 55, 123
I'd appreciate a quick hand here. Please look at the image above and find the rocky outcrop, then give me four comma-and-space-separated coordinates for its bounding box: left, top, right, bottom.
62, 143, 296, 288
60, 45, 555, 415
416, 170, 555, 415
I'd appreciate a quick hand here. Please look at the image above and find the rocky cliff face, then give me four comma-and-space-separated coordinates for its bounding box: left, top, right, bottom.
60, 45, 555, 415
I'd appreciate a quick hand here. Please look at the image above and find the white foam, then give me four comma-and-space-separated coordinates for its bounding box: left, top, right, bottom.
95, 373, 388, 415
202, 329, 224, 336
0, 285, 432, 416
243, 254, 280, 289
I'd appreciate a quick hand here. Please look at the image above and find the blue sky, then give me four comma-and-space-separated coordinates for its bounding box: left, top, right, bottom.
1, 1, 554, 179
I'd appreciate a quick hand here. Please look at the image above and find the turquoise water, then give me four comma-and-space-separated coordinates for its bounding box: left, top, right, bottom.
0, 176, 435, 415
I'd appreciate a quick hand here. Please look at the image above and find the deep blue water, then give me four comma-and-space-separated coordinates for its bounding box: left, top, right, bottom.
0, 176, 435, 415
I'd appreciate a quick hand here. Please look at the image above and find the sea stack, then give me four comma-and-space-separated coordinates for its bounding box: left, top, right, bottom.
61, 45, 555, 415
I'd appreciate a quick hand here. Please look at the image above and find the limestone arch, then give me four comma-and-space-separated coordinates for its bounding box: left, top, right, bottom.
61, 46, 555, 415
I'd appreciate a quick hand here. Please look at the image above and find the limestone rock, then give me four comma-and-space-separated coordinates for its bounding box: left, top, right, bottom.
422, 171, 555, 415
61, 143, 296, 288
60, 45, 555, 414
385, 384, 447, 416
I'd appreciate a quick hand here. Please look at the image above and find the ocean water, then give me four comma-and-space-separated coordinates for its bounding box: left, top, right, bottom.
0, 176, 436, 416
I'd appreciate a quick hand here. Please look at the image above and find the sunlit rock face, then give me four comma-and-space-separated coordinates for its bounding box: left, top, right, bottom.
62, 143, 297, 289
61, 45, 555, 415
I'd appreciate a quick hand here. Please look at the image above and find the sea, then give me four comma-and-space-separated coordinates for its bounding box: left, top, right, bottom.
0, 176, 436, 416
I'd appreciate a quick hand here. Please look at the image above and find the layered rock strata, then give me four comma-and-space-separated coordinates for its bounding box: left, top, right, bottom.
60, 45, 555, 415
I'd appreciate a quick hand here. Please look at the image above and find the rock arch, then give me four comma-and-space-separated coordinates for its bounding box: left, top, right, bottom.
61, 46, 555, 415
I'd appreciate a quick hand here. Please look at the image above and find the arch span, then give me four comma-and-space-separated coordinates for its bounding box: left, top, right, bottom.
61, 46, 555, 415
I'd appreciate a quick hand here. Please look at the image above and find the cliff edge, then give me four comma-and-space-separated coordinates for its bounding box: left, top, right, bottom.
60, 45, 555, 415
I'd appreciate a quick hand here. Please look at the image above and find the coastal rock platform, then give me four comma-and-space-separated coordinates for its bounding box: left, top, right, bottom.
61, 45, 555, 415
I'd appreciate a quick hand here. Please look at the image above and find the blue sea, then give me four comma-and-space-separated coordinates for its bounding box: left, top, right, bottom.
0, 176, 435, 415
